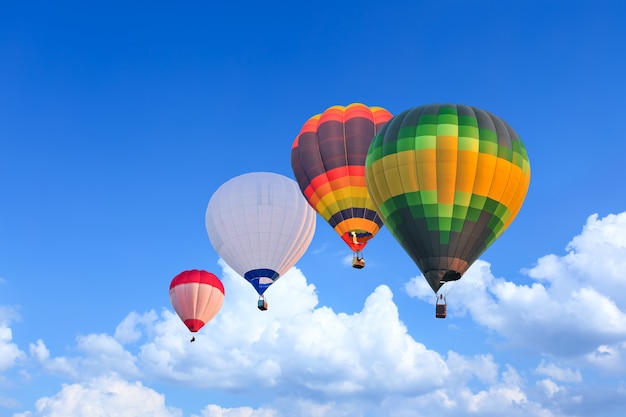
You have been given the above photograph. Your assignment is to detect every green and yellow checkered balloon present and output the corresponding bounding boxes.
[365,104,530,293]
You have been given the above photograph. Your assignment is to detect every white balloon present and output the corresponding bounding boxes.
[206,172,316,298]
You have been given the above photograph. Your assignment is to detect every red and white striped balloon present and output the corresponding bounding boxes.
[169,270,225,333]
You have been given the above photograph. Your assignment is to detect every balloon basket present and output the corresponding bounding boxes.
[258,297,268,311]
[352,257,365,269]
[435,303,447,319]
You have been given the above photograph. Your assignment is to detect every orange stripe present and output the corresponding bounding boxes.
[345,103,374,121]
[305,174,368,207]
[326,166,350,182]
[319,106,346,124]
[297,115,320,135]
[335,218,380,237]
[371,107,394,125]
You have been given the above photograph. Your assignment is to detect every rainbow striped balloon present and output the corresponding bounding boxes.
[291,103,393,261]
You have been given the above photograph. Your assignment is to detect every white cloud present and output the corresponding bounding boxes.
[136,263,448,397]
[12,373,182,417]
[193,404,276,417]
[534,361,582,383]
[29,333,140,379]
[527,213,626,304]
[115,311,159,344]
[0,324,25,372]
[405,212,626,362]
[13,262,567,417]
[0,308,25,374]
[13,212,626,417]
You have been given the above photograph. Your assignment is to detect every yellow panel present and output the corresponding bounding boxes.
[499,164,522,207]
[486,158,513,202]
[436,136,458,204]
[416,148,437,191]
[382,154,405,197]
[472,153,497,196]
[455,150,479,193]
[396,150,420,193]
[369,167,392,203]
[507,172,531,223]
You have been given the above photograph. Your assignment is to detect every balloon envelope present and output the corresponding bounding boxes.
[365,104,531,293]
[169,269,225,333]
[205,172,316,296]
[291,103,393,254]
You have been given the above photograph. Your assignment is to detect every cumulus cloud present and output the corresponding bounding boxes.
[29,333,140,379]
[192,404,275,417]
[535,361,582,383]
[12,213,626,417]
[406,212,626,363]
[0,308,25,373]
[12,373,182,417]
[13,261,566,417]
[135,261,448,399]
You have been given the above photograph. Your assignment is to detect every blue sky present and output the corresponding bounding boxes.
[1,1,626,416]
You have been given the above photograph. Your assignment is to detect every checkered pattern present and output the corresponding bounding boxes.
[365,104,530,292]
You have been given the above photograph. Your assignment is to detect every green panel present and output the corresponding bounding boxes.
[396,136,417,152]
[406,191,423,207]
[478,128,498,142]
[511,151,524,169]
[452,204,469,219]
[367,141,383,162]
[391,194,409,210]
[437,114,458,126]
[438,216,452,232]
[451,216,465,233]
[398,125,419,140]
[436,123,458,136]
[438,204,453,218]
[493,202,509,219]
[479,140,498,156]
[382,140,399,155]
[438,106,458,115]
[458,124,479,139]
[379,199,396,219]
[439,229,451,244]
[454,191,472,206]
[426,216,439,231]
[497,145,513,161]
[417,113,439,125]
[420,190,438,205]
[469,194,487,209]
[423,203,438,219]
[409,203,426,219]
[466,206,482,222]
[458,115,479,128]
[415,123,437,136]
[415,135,436,150]
[482,198,500,216]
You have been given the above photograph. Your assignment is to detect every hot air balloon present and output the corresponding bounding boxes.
[291,103,393,269]
[365,104,530,317]
[169,269,225,341]
[205,172,316,310]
